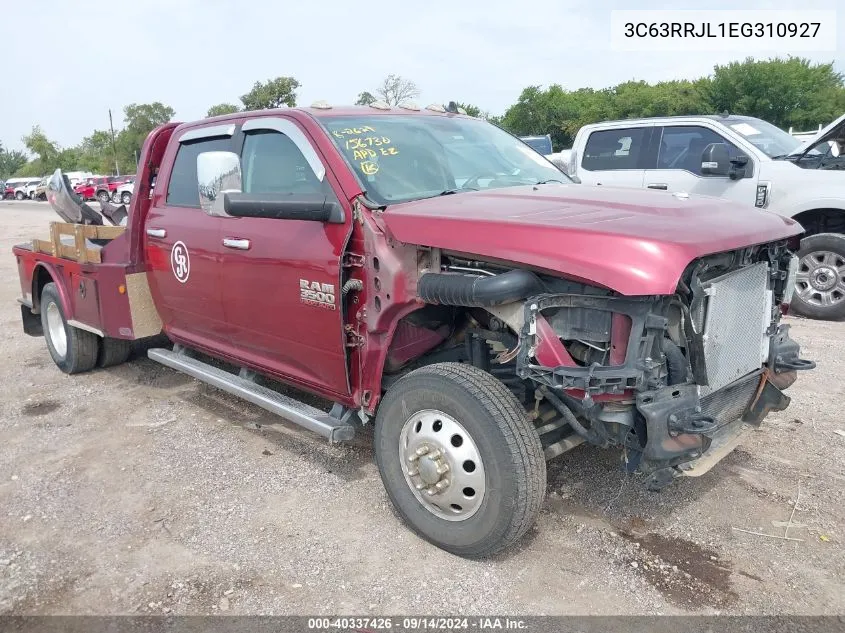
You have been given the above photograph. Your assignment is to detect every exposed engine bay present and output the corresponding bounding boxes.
[382,242,815,490]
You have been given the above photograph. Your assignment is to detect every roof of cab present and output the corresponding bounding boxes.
[581,113,765,129]
[170,104,472,141]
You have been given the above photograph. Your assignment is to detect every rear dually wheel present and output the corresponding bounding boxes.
[40,283,99,374]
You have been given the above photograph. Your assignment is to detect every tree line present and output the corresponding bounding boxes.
[1,56,842,180]
[501,56,845,150]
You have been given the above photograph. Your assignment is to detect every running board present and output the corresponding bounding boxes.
[147,348,355,444]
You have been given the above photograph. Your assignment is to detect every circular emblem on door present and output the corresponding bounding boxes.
[171,241,190,283]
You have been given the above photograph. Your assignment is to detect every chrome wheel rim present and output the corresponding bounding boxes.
[796,250,845,308]
[399,409,486,521]
[46,302,67,359]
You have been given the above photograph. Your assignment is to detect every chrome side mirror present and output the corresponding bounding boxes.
[197,151,242,216]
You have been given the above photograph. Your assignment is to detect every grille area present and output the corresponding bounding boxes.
[700,262,771,394]
[700,372,760,427]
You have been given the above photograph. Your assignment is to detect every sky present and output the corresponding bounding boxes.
[1,0,842,153]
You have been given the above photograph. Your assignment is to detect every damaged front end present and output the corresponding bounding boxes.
[514,240,815,489]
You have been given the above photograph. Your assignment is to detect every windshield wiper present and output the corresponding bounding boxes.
[437,187,478,196]
[535,179,565,185]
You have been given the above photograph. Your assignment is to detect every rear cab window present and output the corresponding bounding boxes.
[582,128,652,171]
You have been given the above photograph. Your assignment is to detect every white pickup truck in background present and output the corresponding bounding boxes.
[563,113,845,320]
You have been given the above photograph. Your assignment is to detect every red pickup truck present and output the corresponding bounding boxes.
[74,175,134,203]
[12,104,814,557]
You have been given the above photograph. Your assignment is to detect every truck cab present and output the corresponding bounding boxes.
[566,114,845,320]
[12,104,814,559]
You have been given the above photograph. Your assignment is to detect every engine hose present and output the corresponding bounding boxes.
[341,279,363,295]
[417,269,543,307]
[540,387,604,446]
[662,338,689,386]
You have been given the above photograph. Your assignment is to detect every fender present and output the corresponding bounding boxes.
[776,198,845,219]
[31,261,73,319]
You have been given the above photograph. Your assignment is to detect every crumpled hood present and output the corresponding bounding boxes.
[382,184,802,295]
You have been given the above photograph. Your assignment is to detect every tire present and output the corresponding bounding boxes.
[15,191,24,200]
[40,282,99,374]
[97,190,110,204]
[374,362,546,558]
[121,192,132,205]
[97,337,132,368]
[791,233,845,320]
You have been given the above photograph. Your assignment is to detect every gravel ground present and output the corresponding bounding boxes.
[0,200,843,615]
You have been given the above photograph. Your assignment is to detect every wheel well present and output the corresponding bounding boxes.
[792,209,845,237]
[32,266,54,314]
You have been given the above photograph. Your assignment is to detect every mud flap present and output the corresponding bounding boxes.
[21,304,43,337]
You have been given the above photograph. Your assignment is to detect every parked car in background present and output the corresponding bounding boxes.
[63,171,94,188]
[73,177,100,200]
[564,113,845,320]
[80,175,135,203]
[789,124,824,143]
[8,178,41,200]
[33,176,51,201]
[520,134,553,155]
[24,179,42,199]
[111,178,135,205]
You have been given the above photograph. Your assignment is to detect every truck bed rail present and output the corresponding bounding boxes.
[32,222,125,264]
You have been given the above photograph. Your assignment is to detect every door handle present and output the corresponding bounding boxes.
[222,238,251,250]
[146,228,167,238]
[647,183,668,190]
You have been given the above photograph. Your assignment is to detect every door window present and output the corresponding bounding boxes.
[166,136,233,207]
[241,131,329,195]
[656,126,741,176]
[582,128,651,171]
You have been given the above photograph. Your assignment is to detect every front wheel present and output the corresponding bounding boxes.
[15,191,24,200]
[97,190,110,204]
[791,233,845,320]
[374,363,546,558]
[40,283,100,374]
[121,192,132,205]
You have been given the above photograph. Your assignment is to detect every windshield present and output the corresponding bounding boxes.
[726,118,802,158]
[322,115,569,205]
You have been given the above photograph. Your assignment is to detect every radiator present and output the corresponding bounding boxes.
[699,262,772,395]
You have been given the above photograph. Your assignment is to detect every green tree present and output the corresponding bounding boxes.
[376,74,420,105]
[710,57,845,129]
[77,130,116,174]
[22,125,60,167]
[116,102,175,173]
[0,143,28,179]
[206,103,241,118]
[240,77,300,110]
[355,91,376,106]
[500,79,713,150]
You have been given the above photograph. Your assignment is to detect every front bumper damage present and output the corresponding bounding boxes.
[515,250,815,489]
